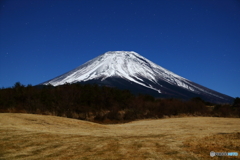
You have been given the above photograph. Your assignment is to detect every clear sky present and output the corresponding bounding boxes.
[0,0,240,98]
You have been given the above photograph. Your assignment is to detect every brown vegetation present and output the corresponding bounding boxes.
[0,113,239,160]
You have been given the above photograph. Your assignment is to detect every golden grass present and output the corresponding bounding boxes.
[0,113,239,160]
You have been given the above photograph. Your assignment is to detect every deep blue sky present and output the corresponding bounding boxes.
[1,0,240,97]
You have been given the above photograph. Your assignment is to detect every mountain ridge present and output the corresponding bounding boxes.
[41,51,233,103]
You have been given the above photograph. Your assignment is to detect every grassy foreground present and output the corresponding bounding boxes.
[0,113,239,160]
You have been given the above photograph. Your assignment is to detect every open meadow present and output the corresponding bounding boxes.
[0,113,239,160]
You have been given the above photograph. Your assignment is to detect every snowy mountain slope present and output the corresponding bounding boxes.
[41,51,233,103]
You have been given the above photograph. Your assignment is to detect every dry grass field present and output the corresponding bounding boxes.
[0,113,239,160]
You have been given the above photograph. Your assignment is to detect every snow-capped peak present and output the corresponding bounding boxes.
[43,51,190,91]
[42,51,229,101]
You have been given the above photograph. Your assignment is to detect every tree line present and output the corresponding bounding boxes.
[0,82,239,123]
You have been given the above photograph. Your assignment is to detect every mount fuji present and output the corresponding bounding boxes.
[40,51,233,103]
